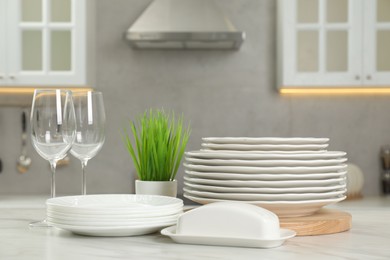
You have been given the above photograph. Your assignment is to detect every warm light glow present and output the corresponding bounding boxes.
[0,87,93,95]
[280,88,390,95]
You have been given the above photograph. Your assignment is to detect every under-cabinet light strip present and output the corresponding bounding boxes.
[0,87,92,94]
[280,88,390,95]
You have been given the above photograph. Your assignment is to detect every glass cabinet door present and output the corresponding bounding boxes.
[281,0,362,87]
[364,0,390,85]
[6,0,86,86]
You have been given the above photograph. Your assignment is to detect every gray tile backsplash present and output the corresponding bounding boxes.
[0,0,389,196]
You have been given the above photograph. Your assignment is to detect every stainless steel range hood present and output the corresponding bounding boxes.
[126,0,245,49]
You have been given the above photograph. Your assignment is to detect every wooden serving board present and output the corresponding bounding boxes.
[279,209,352,236]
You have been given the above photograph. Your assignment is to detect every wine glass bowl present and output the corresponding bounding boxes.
[70,91,106,195]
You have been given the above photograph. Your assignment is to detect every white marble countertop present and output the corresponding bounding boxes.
[1,195,390,260]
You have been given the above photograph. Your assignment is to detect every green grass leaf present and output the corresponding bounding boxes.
[122,109,190,181]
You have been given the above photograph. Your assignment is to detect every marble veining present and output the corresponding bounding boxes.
[1,196,390,259]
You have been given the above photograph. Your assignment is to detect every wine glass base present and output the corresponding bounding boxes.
[29,219,52,228]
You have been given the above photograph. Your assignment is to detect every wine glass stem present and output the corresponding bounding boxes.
[49,161,57,198]
[81,160,88,195]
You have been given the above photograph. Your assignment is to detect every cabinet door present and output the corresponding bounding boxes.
[364,0,390,85]
[0,0,6,84]
[6,0,86,86]
[279,0,363,87]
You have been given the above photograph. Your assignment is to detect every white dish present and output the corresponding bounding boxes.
[184,180,346,193]
[185,170,347,180]
[47,203,183,216]
[161,226,296,248]
[201,143,328,151]
[183,187,346,201]
[46,194,183,215]
[186,157,347,167]
[48,221,171,237]
[47,216,178,228]
[202,137,329,145]
[183,194,346,217]
[184,163,347,174]
[186,150,346,160]
[47,213,181,226]
[184,176,346,188]
[46,208,182,220]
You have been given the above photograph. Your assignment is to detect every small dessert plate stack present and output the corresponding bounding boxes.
[183,137,347,217]
[46,194,183,236]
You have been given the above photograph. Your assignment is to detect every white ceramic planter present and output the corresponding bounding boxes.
[135,180,177,197]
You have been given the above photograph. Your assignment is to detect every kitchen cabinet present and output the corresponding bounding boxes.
[278,0,390,89]
[0,0,87,86]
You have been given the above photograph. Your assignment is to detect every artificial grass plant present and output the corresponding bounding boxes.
[123,109,190,181]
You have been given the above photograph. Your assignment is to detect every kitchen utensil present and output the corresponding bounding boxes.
[381,145,390,170]
[46,194,183,237]
[183,187,346,201]
[162,202,296,248]
[186,150,346,160]
[186,157,347,167]
[184,178,346,193]
[184,193,346,217]
[183,163,347,174]
[382,170,390,195]
[185,170,347,180]
[184,175,346,187]
[346,163,364,199]
[202,137,329,144]
[16,110,31,173]
[70,91,105,195]
[30,89,76,227]
[201,143,328,151]
[380,146,390,195]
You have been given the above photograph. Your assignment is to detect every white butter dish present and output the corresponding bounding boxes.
[161,202,296,248]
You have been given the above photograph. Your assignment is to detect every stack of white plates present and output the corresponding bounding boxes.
[183,137,347,217]
[47,194,183,236]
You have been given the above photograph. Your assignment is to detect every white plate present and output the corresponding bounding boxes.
[183,187,346,201]
[47,216,178,227]
[46,208,182,220]
[47,203,183,217]
[185,170,347,180]
[186,150,346,160]
[184,163,347,174]
[46,194,183,215]
[161,226,296,248]
[184,180,346,193]
[47,212,181,226]
[48,221,172,237]
[202,137,329,145]
[186,157,347,167]
[183,194,346,217]
[184,176,346,188]
[202,143,328,151]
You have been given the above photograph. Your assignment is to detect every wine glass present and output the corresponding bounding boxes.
[70,91,105,195]
[30,89,76,227]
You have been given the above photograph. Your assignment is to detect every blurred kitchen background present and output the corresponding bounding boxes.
[1,0,389,196]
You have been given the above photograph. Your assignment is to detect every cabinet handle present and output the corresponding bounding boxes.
[355,75,360,80]
[367,75,372,80]
[9,75,15,80]
[0,74,3,79]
